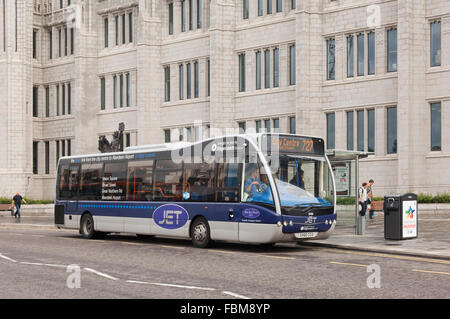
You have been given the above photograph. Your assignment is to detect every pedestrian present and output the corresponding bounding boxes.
[359,182,368,217]
[12,192,27,219]
[367,179,376,219]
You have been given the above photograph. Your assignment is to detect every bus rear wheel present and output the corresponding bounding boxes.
[80,214,105,239]
[190,217,212,248]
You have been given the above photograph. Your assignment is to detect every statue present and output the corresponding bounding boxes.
[98,123,125,153]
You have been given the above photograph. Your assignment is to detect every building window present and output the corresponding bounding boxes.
[49,30,52,59]
[100,77,106,110]
[62,84,66,115]
[276,0,282,13]
[64,27,68,56]
[188,0,193,30]
[258,0,263,16]
[67,83,71,114]
[238,122,246,134]
[289,117,296,134]
[113,75,117,108]
[70,27,74,55]
[126,73,130,107]
[207,59,210,97]
[256,51,262,90]
[289,45,296,85]
[33,30,37,59]
[431,103,441,151]
[119,74,124,107]
[347,35,354,78]
[326,113,335,150]
[347,111,354,151]
[186,63,191,99]
[67,139,71,156]
[164,129,171,143]
[239,53,246,92]
[62,140,65,157]
[164,66,170,102]
[387,28,397,72]
[368,32,375,75]
[357,110,364,151]
[125,133,130,148]
[256,120,262,133]
[264,49,270,88]
[327,39,335,80]
[104,18,108,48]
[357,34,364,76]
[115,15,119,45]
[181,0,186,32]
[430,21,441,67]
[129,12,133,43]
[179,64,184,99]
[56,140,60,166]
[168,3,174,35]
[264,119,271,132]
[33,86,39,117]
[387,107,397,154]
[45,86,50,117]
[291,0,296,10]
[194,61,199,98]
[267,0,272,14]
[243,0,249,19]
[45,141,50,175]
[58,28,62,57]
[273,47,279,88]
[179,128,184,141]
[273,118,279,133]
[122,14,126,44]
[368,109,375,153]
[197,0,202,28]
[33,142,38,175]
[56,84,60,115]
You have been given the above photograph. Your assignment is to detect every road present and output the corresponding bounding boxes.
[0,224,449,299]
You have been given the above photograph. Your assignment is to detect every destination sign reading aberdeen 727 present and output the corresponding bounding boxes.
[262,134,325,156]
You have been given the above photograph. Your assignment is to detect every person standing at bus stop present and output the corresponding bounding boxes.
[12,192,27,219]
[359,183,368,216]
[367,179,376,219]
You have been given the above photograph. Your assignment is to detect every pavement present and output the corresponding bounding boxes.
[305,211,450,260]
[1,209,450,260]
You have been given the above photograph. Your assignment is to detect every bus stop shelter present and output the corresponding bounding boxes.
[326,150,371,235]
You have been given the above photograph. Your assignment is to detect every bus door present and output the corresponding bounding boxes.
[213,163,241,241]
[65,164,80,213]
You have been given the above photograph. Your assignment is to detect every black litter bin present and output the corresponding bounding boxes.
[384,193,418,240]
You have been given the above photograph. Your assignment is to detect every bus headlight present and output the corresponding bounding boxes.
[325,220,329,225]
[289,220,293,226]
[283,221,288,227]
[277,221,282,227]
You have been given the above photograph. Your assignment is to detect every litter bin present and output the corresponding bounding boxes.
[384,193,418,240]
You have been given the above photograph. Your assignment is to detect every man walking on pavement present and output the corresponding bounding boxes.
[12,192,27,219]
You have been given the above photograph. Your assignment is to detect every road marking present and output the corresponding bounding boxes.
[261,255,296,260]
[127,280,215,291]
[321,248,450,265]
[20,262,44,266]
[208,250,236,255]
[330,261,368,268]
[44,264,68,268]
[84,268,119,281]
[158,245,185,250]
[116,241,143,246]
[0,253,17,263]
[222,291,251,299]
[412,269,450,276]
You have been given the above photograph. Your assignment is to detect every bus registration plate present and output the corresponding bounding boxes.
[295,232,318,239]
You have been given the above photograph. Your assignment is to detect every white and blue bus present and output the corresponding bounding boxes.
[55,133,336,247]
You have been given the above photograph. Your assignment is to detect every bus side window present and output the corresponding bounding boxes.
[183,162,215,202]
[80,163,103,201]
[127,160,154,201]
[103,162,127,201]
[216,163,240,202]
[68,165,80,200]
[58,165,70,200]
[153,159,183,201]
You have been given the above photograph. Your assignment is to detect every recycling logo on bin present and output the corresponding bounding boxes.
[402,201,417,238]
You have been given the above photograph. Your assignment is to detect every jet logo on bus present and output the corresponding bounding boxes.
[153,204,189,229]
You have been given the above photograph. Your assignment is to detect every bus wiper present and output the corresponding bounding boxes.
[285,204,324,213]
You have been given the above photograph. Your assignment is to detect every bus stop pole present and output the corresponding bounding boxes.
[355,155,365,235]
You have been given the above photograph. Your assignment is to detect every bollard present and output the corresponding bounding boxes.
[357,213,366,235]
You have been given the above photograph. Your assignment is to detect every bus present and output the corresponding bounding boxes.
[55,133,336,247]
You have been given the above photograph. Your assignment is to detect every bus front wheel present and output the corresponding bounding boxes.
[190,217,212,248]
[80,214,105,239]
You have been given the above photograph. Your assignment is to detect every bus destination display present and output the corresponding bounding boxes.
[262,134,324,156]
